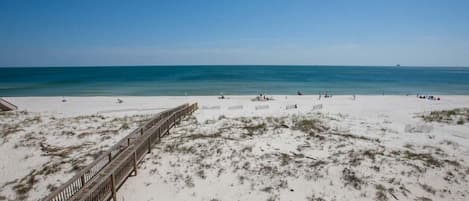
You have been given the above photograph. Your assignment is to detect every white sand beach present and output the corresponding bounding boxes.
[1,95,469,201]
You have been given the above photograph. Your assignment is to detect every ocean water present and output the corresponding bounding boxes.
[1,66,469,96]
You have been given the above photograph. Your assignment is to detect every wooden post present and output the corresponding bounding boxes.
[148,140,151,153]
[80,174,85,187]
[133,152,138,176]
[111,174,117,201]
[158,127,161,142]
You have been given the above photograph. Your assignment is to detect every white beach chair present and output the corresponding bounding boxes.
[202,105,221,110]
[312,104,323,110]
[255,105,269,110]
[228,105,243,110]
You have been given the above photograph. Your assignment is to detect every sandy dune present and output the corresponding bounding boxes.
[1,95,469,201]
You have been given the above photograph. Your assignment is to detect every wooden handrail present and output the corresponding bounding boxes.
[0,98,17,111]
[72,103,198,201]
[42,103,197,201]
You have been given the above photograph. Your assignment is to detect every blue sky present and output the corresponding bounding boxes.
[1,0,469,67]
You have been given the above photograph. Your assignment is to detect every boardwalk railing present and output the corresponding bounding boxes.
[43,103,198,201]
[0,98,17,111]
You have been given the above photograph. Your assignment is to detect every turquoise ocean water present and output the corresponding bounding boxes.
[1,66,469,96]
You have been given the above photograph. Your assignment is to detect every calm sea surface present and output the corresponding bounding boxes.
[1,66,469,96]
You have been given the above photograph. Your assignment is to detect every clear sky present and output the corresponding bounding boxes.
[1,0,469,67]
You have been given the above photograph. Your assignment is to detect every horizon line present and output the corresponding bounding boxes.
[2,64,469,68]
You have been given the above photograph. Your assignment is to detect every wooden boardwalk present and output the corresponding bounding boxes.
[43,103,198,201]
[0,98,17,111]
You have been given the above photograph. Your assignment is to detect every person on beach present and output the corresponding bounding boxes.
[297,91,303,95]
[255,93,264,101]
